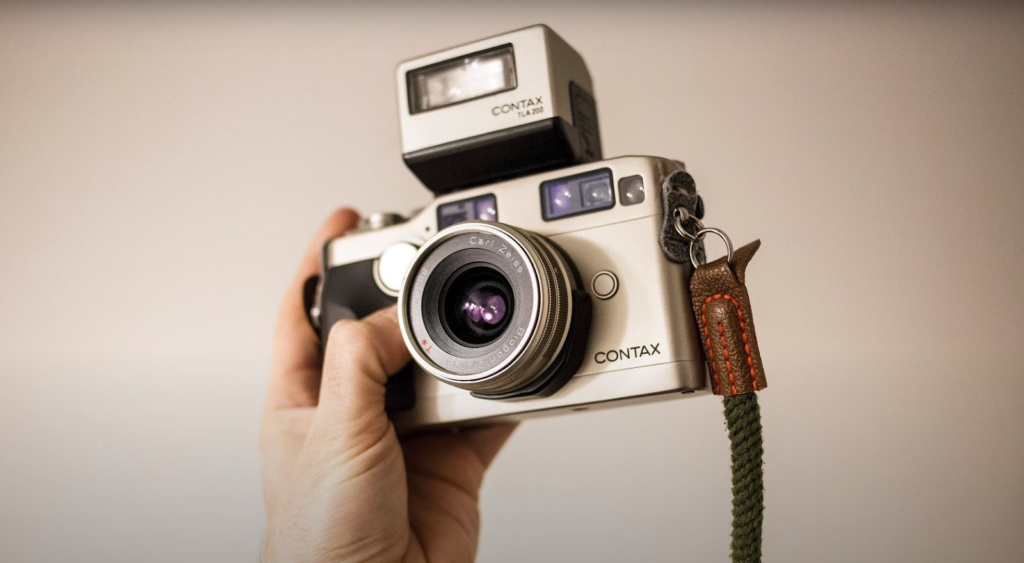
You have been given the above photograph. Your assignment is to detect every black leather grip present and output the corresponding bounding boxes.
[320,258,416,412]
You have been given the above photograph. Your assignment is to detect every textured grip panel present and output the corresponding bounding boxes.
[320,258,415,412]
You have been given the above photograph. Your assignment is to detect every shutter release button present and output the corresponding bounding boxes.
[591,271,618,300]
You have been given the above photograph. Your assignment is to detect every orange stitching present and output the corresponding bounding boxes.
[700,307,721,394]
[700,294,758,393]
[718,323,738,395]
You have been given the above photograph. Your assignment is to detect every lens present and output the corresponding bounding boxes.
[580,178,613,208]
[399,222,579,396]
[547,183,573,215]
[463,291,508,325]
[441,266,514,346]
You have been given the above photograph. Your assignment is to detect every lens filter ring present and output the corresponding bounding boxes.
[398,222,575,396]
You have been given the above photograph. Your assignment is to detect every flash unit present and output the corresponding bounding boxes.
[397,25,602,194]
[408,46,517,114]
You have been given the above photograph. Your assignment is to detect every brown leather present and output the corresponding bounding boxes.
[690,240,767,395]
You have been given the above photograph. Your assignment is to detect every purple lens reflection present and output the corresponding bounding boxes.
[475,196,497,222]
[548,183,573,214]
[462,290,508,326]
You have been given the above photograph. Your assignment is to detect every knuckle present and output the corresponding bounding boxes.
[326,319,376,354]
[323,311,406,378]
[367,307,400,333]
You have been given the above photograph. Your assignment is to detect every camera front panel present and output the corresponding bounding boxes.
[390,213,706,430]
[321,156,707,430]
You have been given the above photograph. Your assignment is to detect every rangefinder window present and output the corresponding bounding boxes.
[437,193,498,229]
[541,168,615,221]
[407,45,517,115]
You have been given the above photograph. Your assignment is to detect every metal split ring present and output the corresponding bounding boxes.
[689,227,733,269]
[673,207,704,242]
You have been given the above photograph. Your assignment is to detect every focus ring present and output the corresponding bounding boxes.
[469,228,572,394]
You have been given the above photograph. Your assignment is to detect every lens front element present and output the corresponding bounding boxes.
[441,266,514,346]
[399,222,577,396]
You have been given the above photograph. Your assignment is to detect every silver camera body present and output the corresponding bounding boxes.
[314,25,708,432]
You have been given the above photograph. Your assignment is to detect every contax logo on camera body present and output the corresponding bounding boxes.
[491,96,544,118]
[594,343,662,364]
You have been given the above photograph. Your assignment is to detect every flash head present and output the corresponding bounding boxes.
[407,45,517,114]
[398,25,603,195]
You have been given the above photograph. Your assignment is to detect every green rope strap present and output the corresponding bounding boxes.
[723,392,764,563]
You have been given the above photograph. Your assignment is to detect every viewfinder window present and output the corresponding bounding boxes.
[541,168,615,221]
[408,45,517,114]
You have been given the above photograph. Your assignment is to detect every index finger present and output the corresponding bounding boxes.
[267,208,360,411]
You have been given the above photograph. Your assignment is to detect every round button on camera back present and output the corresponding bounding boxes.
[591,271,618,300]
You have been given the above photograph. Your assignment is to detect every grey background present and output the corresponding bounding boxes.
[2,3,1023,562]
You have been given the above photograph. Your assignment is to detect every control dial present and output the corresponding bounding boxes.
[366,212,405,230]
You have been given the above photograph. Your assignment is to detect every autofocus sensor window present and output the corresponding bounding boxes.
[541,168,614,220]
[440,265,515,346]
[618,175,645,206]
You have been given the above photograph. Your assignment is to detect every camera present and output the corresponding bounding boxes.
[312,25,708,432]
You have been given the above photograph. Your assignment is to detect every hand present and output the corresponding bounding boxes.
[261,209,516,563]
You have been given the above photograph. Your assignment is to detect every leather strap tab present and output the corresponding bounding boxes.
[659,170,704,265]
[690,240,767,395]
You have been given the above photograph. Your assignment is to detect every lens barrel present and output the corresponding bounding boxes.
[399,222,577,396]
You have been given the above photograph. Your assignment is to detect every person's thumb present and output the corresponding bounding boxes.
[313,306,411,449]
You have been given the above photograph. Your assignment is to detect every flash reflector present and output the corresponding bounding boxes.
[408,45,517,114]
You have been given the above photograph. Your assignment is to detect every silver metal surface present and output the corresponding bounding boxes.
[367,212,405,230]
[689,227,734,268]
[673,206,705,242]
[391,360,708,432]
